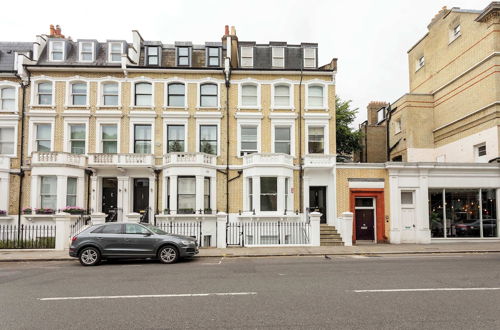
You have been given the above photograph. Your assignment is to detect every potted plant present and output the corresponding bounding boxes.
[163,208,170,215]
[0,210,6,216]
[23,208,33,215]
[61,206,85,215]
[178,208,195,214]
[204,208,212,215]
[35,208,55,215]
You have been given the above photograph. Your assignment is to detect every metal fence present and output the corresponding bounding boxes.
[0,224,56,249]
[157,221,202,247]
[70,215,91,237]
[227,221,311,246]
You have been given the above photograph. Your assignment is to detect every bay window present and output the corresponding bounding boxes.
[66,177,77,207]
[134,124,152,153]
[35,124,51,152]
[40,176,57,209]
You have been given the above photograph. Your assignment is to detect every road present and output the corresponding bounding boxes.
[1,253,500,329]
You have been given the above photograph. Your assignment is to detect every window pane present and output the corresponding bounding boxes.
[52,52,63,61]
[134,141,151,153]
[200,126,217,140]
[275,142,290,154]
[209,57,219,66]
[102,125,117,139]
[178,57,189,66]
[355,198,373,207]
[0,127,14,154]
[67,177,77,195]
[82,43,92,52]
[168,95,185,107]
[168,125,184,140]
[168,83,184,95]
[37,124,51,139]
[275,127,290,140]
[103,83,118,94]
[111,53,121,62]
[148,56,158,65]
[71,141,85,154]
[135,83,151,94]
[111,43,121,52]
[201,84,217,95]
[148,47,158,55]
[2,87,15,98]
[260,195,277,211]
[39,94,52,105]
[72,83,86,94]
[178,47,189,56]
[201,95,217,107]
[482,189,497,237]
[125,224,150,234]
[81,53,92,61]
[275,85,289,96]
[72,95,86,105]
[208,48,219,56]
[401,192,413,205]
[103,141,117,153]
[38,83,52,93]
[134,125,151,140]
[308,126,324,153]
[261,177,277,194]
[37,141,51,152]
[135,94,151,106]
[52,42,62,51]
[102,224,122,234]
[41,176,57,209]
[445,189,480,238]
[70,125,85,139]
[241,127,257,140]
[104,95,118,106]
[178,177,195,194]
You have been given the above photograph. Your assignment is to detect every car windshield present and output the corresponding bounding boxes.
[143,224,168,235]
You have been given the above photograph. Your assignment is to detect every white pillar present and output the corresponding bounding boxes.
[303,176,311,214]
[170,175,177,214]
[117,176,129,219]
[90,212,106,225]
[201,217,217,247]
[77,176,85,208]
[216,212,227,248]
[341,211,353,246]
[54,212,72,250]
[31,175,39,209]
[195,175,204,213]
[309,211,321,246]
[252,176,260,213]
[210,175,217,212]
[277,176,285,213]
[56,175,67,211]
[417,170,431,244]
[389,172,401,244]
[0,174,9,213]
[496,188,500,238]
[90,175,98,213]
[149,174,155,222]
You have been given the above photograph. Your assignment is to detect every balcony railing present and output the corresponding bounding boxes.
[303,154,336,168]
[31,152,87,167]
[88,153,155,167]
[243,153,293,166]
[0,156,10,170]
[163,152,217,166]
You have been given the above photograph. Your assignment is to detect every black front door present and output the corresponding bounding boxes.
[355,209,375,240]
[102,178,118,222]
[133,178,149,222]
[309,186,327,223]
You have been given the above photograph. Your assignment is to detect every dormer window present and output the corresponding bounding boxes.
[177,47,190,66]
[453,25,461,37]
[207,47,220,67]
[272,47,285,68]
[146,46,160,66]
[50,41,64,61]
[109,42,122,63]
[241,47,253,68]
[416,55,425,71]
[303,48,316,68]
[79,42,94,62]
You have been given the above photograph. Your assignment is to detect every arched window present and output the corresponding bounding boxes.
[0,87,15,111]
[167,83,185,107]
[200,83,217,107]
[71,82,87,105]
[102,82,119,106]
[135,82,152,106]
[241,84,258,107]
[37,82,53,105]
[274,84,290,107]
[308,85,324,107]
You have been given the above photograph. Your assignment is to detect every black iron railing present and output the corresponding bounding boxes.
[70,215,91,237]
[0,224,56,249]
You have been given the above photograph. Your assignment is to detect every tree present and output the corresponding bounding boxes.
[336,96,363,158]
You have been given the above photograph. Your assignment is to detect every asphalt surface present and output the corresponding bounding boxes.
[1,254,500,330]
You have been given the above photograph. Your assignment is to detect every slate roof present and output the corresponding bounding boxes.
[0,42,32,72]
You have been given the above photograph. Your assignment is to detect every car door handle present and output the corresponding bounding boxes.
[96,237,104,240]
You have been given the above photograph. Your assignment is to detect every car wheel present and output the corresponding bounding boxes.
[158,245,179,264]
[79,247,101,266]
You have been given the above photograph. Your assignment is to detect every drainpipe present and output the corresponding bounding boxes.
[385,105,392,161]
[15,73,29,229]
[154,169,161,225]
[298,68,304,214]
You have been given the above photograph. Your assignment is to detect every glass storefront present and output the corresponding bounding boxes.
[428,188,497,238]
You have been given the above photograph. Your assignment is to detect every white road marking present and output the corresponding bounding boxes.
[218,257,224,264]
[38,292,257,301]
[353,287,500,293]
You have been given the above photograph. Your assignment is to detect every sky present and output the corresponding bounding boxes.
[0,0,492,127]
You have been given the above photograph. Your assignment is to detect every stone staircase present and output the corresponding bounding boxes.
[320,224,344,246]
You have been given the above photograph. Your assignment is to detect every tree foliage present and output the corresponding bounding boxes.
[336,96,363,157]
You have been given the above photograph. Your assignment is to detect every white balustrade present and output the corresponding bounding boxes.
[163,152,217,166]
[243,153,293,166]
[303,154,336,168]
[31,152,87,167]
[88,153,155,167]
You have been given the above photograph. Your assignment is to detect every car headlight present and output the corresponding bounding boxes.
[181,240,194,246]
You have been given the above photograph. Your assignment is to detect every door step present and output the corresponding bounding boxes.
[320,224,344,246]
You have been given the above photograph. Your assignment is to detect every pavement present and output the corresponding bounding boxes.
[1,241,500,262]
[2,254,500,329]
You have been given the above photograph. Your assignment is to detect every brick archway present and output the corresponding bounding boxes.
[349,188,386,243]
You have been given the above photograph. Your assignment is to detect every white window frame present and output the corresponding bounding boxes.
[49,41,65,62]
[394,118,401,134]
[78,41,94,62]
[39,175,57,209]
[98,80,121,108]
[176,47,191,67]
[32,80,55,107]
[0,81,18,112]
[196,119,220,156]
[164,81,188,109]
[377,108,385,123]
[240,46,254,68]
[63,118,89,155]
[66,177,78,207]
[416,55,425,71]
[146,46,161,66]
[108,42,123,63]
[303,47,316,68]
[272,47,285,68]
[28,119,55,155]
[271,82,294,110]
[237,119,261,157]
[129,118,155,154]
[0,123,17,157]
[271,119,295,157]
[305,120,329,155]
[238,81,261,110]
[449,24,461,43]
[197,81,220,109]
[305,82,327,110]
[206,47,220,67]
[96,118,121,153]
[243,174,294,215]
[131,80,155,108]
[163,118,188,154]
[66,81,89,107]
[474,142,487,162]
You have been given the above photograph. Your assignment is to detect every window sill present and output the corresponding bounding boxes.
[130,106,155,110]
[64,105,90,110]
[305,107,328,111]
[96,105,122,110]
[29,104,55,109]
[196,107,221,111]
[237,106,262,111]
[415,65,424,73]
[163,106,188,110]
[448,33,461,45]
[271,107,295,111]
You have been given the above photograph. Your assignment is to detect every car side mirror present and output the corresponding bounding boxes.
[143,232,152,237]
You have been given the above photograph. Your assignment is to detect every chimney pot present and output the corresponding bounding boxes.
[230,26,236,36]
[224,25,229,35]
[49,24,55,36]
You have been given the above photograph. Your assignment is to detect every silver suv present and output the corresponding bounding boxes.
[69,223,199,266]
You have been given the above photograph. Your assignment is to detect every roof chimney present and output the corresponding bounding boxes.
[230,26,236,36]
[49,24,55,36]
[49,24,65,38]
[224,25,229,36]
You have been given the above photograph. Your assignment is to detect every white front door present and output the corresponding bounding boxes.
[400,190,416,243]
